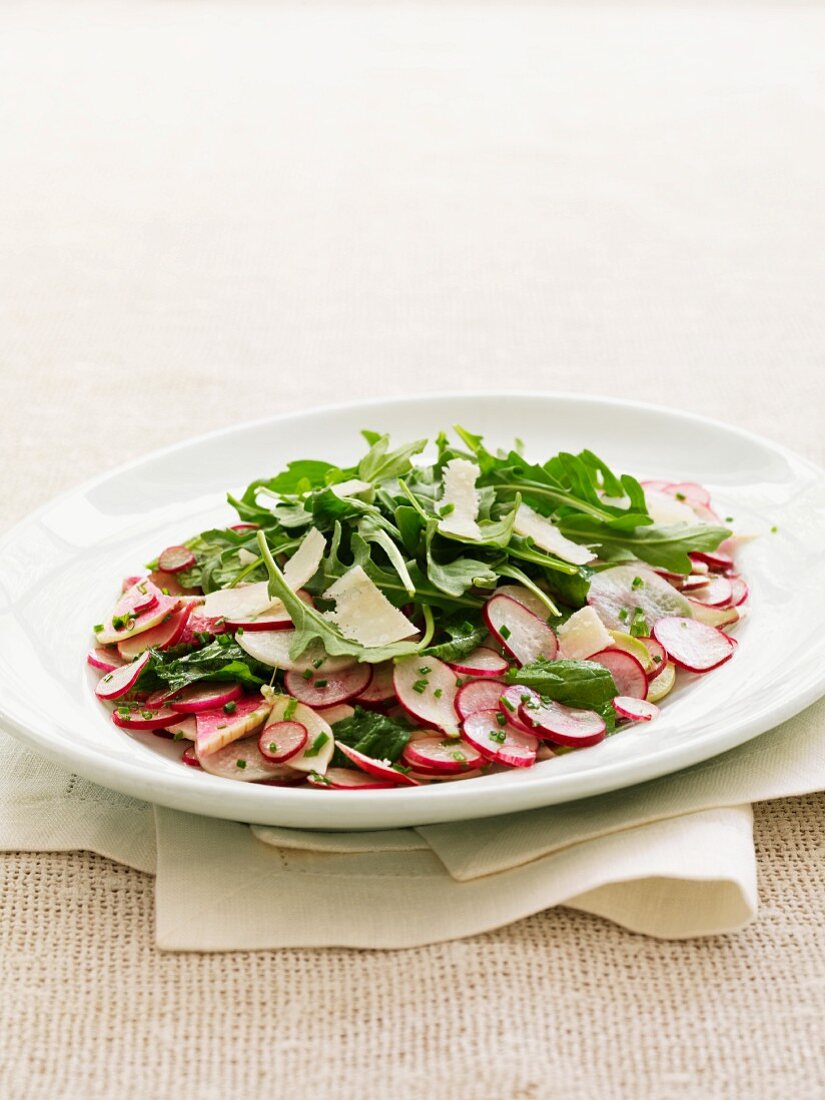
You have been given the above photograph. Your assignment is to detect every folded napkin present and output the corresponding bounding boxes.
[1,700,823,950]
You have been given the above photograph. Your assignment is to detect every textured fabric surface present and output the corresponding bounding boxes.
[1,0,825,1095]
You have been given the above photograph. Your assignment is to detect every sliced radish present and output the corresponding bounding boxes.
[518,698,606,747]
[265,695,335,774]
[224,589,315,631]
[197,736,300,782]
[446,646,509,678]
[258,720,308,763]
[230,523,259,532]
[498,684,539,734]
[688,575,733,608]
[647,661,676,703]
[113,579,160,618]
[87,647,125,673]
[492,584,552,620]
[121,575,144,593]
[637,636,667,680]
[170,682,244,714]
[393,655,460,736]
[195,696,274,756]
[355,661,396,706]
[455,678,506,720]
[96,591,181,646]
[307,768,397,790]
[653,616,735,673]
[484,594,558,666]
[158,545,197,573]
[95,651,151,700]
[181,745,201,767]
[402,735,485,774]
[690,550,735,572]
[336,743,420,786]
[147,569,196,597]
[166,716,197,741]
[667,481,711,507]
[237,629,356,674]
[686,600,740,629]
[612,696,660,722]
[587,564,692,632]
[461,710,538,768]
[321,703,356,726]
[283,663,372,709]
[729,576,749,606]
[587,648,648,700]
[179,611,225,647]
[116,602,195,659]
[680,574,713,592]
[112,705,179,731]
[640,479,674,493]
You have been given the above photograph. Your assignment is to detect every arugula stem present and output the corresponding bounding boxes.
[494,481,612,521]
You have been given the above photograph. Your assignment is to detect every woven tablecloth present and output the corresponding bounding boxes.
[1,2,824,1096]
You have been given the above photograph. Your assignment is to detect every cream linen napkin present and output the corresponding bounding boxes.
[1,701,824,949]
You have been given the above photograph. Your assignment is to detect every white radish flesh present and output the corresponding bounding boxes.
[446,646,509,678]
[283,663,372,709]
[336,743,420,786]
[612,696,660,722]
[195,697,274,756]
[689,575,733,608]
[686,601,740,629]
[88,647,125,673]
[355,661,396,706]
[265,695,335,774]
[393,655,460,736]
[647,661,676,702]
[587,648,648,700]
[586,565,692,632]
[652,617,735,673]
[320,703,356,726]
[258,720,308,763]
[117,603,194,659]
[95,651,151,700]
[158,545,196,573]
[493,584,552,619]
[637,636,668,680]
[518,698,606,747]
[402,735,485,774]
[197,736,300,782]
[307,768,397,790]
[690,550,735,572]
[484,594,558,666]
[96,592,181,646]
[170,682,244,714]
[461,710,538,768]
[498,684,540,734]
[455,678,507,720]
[729,577,749,606]
[166,716,197,741]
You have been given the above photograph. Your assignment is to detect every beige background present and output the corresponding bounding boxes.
[1,2,824,1097]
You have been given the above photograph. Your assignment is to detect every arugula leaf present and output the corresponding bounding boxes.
[358,434,427,484]
[558,516,730,575]
[329,706,413,766]
[425,521,498,598]
[423,617,487,661]
[144,638,267,693]
[265,460,346,494]
[176,527,297,593]
[506,657,618,709]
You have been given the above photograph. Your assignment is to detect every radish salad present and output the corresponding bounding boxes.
[88,429,747,789]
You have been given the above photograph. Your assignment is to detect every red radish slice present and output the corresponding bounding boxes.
[283,663,372,709]
[224,589,315,631]
[484,594,558,666]
[447,646,509,678]
[689,575,733,608]
[729,577,749,606]
[518,698,606,747]
[145,686,181,707]
[667,481,711,507]
[181,745,201,767]
[179,612,225,647]
[195,697,274,756]
[117,602,195,659]
[355,661,396,706]
[264,695,335,774]
[230,523,259,533]
[455,678,506,720]
[114,579,160,618]
[587,565,692,632]
[402,735,485,774]
[121,575,144,593]
[170,682,244,714]
[393,656,460,735]
[158,545,196,573]
[613,696,660,722]
[166,716,197,740]
[97,591,181,646]
[258,720,308,763]
[640,479,674,493]
[637,637,668,681]
[680,574,713,592]
[690,550,734,572]
[321,703,355,726]
[587,649,648,700]
[307,768,397,790]
[461,710,538,768]
[336,743,420,786]
[95,651,151,700]
[498,684,540,734]
[88,647,125,673]
[147,569,196,597]
[653,616,735,673]
[492,584,552,620]
[112,705,179,731]
[237,629,356,674]
[686,600,740,629]
[197,736,300,782]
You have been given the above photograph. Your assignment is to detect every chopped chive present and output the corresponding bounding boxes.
[236,759,247,769]
[631,576,644,590]
[496,712,506,727]
[499,624,511,640]
[433,688,443,699]
[268,742,278,753]
[418,666,431,675]
[302,669,313,681]
[284,697,298,720]
[501,696,515,712]
[223,701,237,714]
[304,732,330,758]
[675,492,686,501]
[489,729,506,744]
[771,525,778,533]
[412,679,428,694]
[315,679,328,689]
[93,624,104,633]
[313,658,324,669]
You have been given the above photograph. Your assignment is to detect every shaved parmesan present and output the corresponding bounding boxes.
[643,489,698,526]
[203,527,326,619]
[438,459,482,540]
[324,566,419,647]
[329,479,372,498]
[513,503,596,565]
[557,606,613,660]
